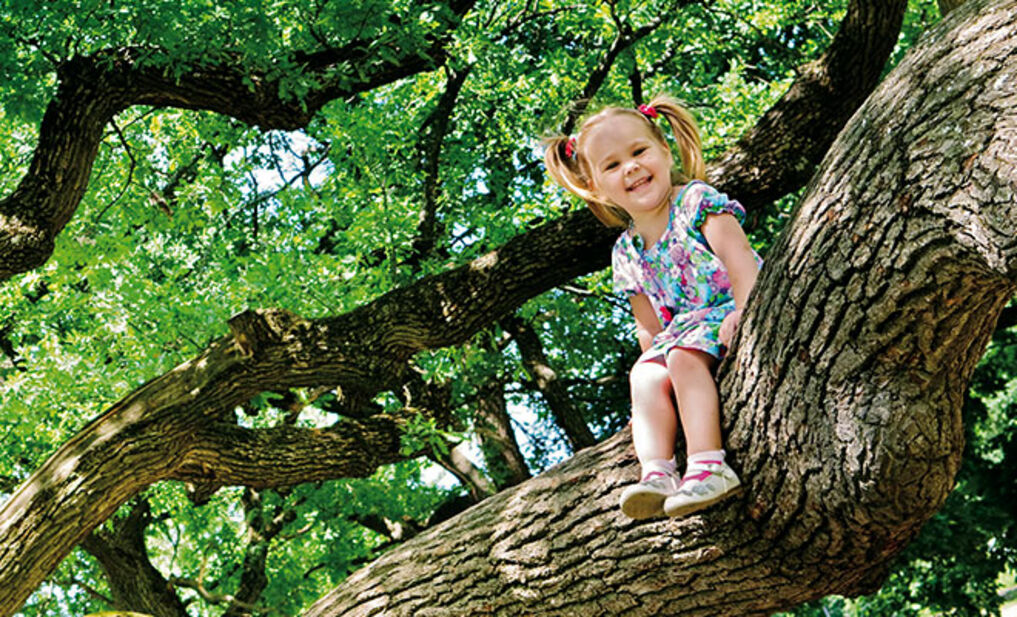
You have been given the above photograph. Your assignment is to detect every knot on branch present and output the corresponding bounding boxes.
[0,214,55,282]
[228,308,309,358]
[181,460,223,505]
[185,480,223,506]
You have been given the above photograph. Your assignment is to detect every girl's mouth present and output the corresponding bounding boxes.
[628,176,651,191]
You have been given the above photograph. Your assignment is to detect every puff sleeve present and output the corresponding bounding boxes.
[680,181,748,250]
[611,233,643,297]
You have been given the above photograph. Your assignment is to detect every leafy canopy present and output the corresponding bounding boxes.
[2,0,1015,615]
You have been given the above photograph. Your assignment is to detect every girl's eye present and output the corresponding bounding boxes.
[605,162,618,170]
[634,147,647,156]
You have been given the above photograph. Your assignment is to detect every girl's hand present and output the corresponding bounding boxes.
[719,309,743,348]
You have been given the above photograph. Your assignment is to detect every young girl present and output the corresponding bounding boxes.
[545,95,761,519]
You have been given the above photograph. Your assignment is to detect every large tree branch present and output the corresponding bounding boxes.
[0,205,613,615]
[305,2,1017,614]
[708,0,908,212]
[175,417,409,492]
[0,1,477,282]
[0,0,914,611]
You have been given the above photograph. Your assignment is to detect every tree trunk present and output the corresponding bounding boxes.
[304,1,1017,614]
[0,1,919,614]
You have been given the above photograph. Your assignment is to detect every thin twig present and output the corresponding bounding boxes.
[61,576,115,607]
[0,22,63,67]
[94,119,138,225]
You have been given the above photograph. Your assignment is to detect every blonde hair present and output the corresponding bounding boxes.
[544,95,705,228]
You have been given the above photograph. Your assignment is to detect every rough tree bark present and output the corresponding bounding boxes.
[304,1,1017,614]
[0,0,914,614]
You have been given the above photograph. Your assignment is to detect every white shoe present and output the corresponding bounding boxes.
[663,459,741,518]
[619,470,682,520]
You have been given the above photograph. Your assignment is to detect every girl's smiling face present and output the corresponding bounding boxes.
[583,113,675,225]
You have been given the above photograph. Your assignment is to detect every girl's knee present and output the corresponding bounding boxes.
[665,347,714,376]
[629,360,670,398]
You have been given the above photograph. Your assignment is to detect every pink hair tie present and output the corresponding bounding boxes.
[638,104,659,119]
[564,136,577,158]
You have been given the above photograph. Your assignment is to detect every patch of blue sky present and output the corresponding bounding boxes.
[222,129,332,211]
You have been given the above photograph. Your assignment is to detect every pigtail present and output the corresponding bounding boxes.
[543,135,591,201]
[646,95,705,183]
[543,135,629,228]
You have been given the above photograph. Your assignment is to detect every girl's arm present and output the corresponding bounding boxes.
[703,213,758,307]
[630,293,662,353]
[702,213,759,345]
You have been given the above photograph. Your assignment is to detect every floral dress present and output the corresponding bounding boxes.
[612,181,762,361]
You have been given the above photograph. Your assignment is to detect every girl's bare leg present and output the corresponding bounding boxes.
[629,357,678,466]
[662,347,742,518]
[664,348,722,455]
[620,356,683,519]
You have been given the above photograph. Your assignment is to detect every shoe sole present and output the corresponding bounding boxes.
[663,485,743,518]
[619,488,669,520]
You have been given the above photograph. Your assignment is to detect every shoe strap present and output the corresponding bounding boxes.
[641,471,668,482]
[681,461,726,484]
[681,469,714,484]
